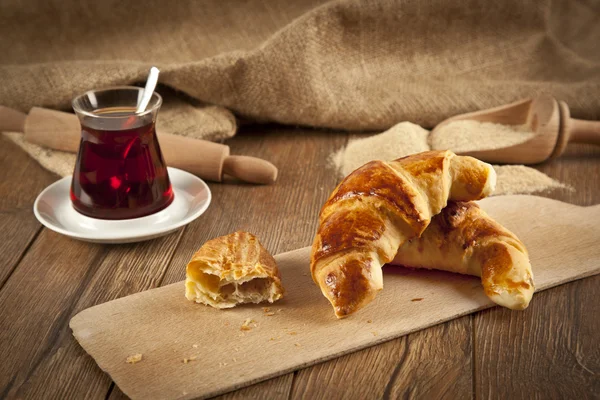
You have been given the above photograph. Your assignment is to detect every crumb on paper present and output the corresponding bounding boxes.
[126,354,143,364]
[288,331,297,336]
[224,321,230,326]
[219,362,228,367]
[294,343,301,347]
[371,331,378,336]
[232,357,238,362]
[192,344,198,348]
[265,312,276,316]
[411,298,424,302]
[241,318,256,331]
[367,320,373,323]
[262,307,271,313]
[302,273,308,276]
[234,347,240,352]
[277,309,283,313]
[269,336,281,341]
[183,356,197,364]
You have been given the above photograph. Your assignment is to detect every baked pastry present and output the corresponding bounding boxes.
[185,231,284,308]
[392,201,534,309]
[311,150,496,318]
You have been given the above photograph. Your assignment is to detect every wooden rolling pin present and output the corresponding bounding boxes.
[0,106,277,184]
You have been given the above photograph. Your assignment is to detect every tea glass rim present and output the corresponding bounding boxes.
[71,85,163,119]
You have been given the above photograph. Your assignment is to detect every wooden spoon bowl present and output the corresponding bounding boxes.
[431,95,600,164]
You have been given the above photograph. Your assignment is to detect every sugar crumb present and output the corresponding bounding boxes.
[294,343,301,347]
[192,344,199,348]
[126,353,143,364]
[371,331,378,336]
[367,320,373,323]
[182,356,197,364]
[241,318,256,331]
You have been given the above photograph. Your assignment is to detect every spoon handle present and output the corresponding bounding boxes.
[136,67,160,113]
[569,118,600,145]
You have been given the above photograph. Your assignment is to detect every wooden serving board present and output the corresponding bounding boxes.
[70,195,600,400]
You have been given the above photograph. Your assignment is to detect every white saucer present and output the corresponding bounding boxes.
[33,167,211,244]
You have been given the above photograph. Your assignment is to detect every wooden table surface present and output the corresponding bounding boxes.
[1,126,599,399]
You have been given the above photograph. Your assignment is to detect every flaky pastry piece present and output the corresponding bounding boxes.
[392,201,534,310]
[185,231,284,308]
[311,150,497,318]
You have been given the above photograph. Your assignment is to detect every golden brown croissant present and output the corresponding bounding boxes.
[185,231,284,308]
[311,150,497,318]
[392,201,534,309]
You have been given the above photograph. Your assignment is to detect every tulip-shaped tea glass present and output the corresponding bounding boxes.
[70,87,174,220]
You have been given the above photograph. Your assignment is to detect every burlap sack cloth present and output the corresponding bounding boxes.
[1,0,599,174]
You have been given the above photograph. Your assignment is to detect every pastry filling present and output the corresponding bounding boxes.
[185,268,280,308]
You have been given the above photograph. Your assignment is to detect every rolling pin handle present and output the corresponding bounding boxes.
[222,156,278,185]
[0,106,27,132]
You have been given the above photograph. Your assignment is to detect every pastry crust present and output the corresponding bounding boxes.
[185,231,284,308]
[392,201,534,310]
[311,150,497,318]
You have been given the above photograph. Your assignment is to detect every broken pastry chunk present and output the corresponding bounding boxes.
[185,231,284,308]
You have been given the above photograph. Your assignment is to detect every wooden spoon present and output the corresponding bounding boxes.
[431,94,600,164]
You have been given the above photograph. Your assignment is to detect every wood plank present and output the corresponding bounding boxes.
[159,127,347,399]
[0,136,57,286]
[474,275,600,399]
[0,228,185,399]
[472,143,600,400]
[69,195,600,399]
[2,125,597,400]
[110,375,295,400]
[0,230,105,398]
[108,384,127,400]
[291,317,472,399]
[534,143,600,206]
[216,374,294,400]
